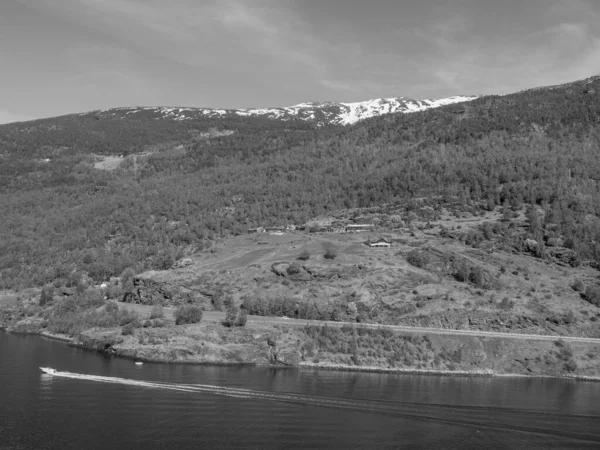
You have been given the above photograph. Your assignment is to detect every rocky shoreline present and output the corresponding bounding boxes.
[3,318,600,382]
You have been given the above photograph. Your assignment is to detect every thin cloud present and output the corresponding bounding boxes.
[24,0,331,77]
[212,0,329,76]
[408,2,600,97]
[6,0,600,116]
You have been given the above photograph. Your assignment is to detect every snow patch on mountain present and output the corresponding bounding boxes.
[94,94,477,126]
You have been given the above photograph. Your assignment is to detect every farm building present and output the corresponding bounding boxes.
[346,224,374,233]
[368,238,391,248]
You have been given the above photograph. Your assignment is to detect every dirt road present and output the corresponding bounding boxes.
[118,302,600,344]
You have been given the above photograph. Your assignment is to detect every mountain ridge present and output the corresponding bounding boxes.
[82,94,478,127]
[3,74,600,128]
[0,72,600,291]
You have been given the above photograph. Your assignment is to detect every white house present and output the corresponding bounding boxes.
[368,238,391,248]
[346,224,375,233]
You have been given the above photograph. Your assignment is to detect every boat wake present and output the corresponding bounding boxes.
[42,369,600,443]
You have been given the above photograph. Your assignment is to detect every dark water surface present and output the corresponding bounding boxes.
[1,331,599,449]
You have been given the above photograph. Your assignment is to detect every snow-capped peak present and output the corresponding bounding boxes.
[91,95,478,126]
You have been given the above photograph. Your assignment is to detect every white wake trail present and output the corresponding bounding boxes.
[41,369,600,443]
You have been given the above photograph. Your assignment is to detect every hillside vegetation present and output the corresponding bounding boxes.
[0,76,600,290]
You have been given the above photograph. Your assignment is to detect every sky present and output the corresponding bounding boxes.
[1,0,600,123]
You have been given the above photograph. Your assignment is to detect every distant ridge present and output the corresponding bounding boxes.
[83,94,478,127]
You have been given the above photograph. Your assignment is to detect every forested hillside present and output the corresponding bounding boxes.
[1,76,599,289]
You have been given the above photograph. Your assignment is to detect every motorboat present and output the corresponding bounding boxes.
[135,361,143,366]
[40,367,57,375]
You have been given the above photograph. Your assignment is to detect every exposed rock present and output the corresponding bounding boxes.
[399,310,550,334]
[73,329,123,354]
[548,247,579,266]
[272,349,300,365]
[123,274,174,305]
[271,262,290,276]
[413,284,439,299]
[524,239,538,253]
[304,265,355,279]
[122,271,207,306]
[172,258,193,269]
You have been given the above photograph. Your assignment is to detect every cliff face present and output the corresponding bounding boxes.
[122,271,210,308]
[123,273,175,305]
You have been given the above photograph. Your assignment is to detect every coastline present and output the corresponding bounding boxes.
[298,362,600,382]
[3,327,600,382]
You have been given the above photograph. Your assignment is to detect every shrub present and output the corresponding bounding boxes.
[453,262,471,283]
[54,297,79,316]
[571,279,586,292]
[406,250,429,268]
[80,289,106,309]
[39,287,54,306]
[298,249,310,261]
[223,304,239,327]
[223,294,234,310]
[324,246,337,260]
[564,310,575,324]
[121,268,136,292]
[174,305,203,325]
[468,266,486,288]
[47,312,88,335]
[584,285,600,307]
[149,304,164,319]
[212,290,224,311]
[117,308,140,326]
[236,308,248,327]
[105,301,119,314]
[151,318,165,328]
[142,318,165,328]
[564,360,578,372]
[121,323,135,335]
[500,297,514,310]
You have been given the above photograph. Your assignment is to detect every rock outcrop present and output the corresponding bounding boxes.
[122,271,207,306]
[73,329,123,354]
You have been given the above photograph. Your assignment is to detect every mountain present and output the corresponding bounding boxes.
[0,94,475,159]
[90,95,477,127]
[0,75,600,291]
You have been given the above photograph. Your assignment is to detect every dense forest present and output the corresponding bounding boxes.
[1,76,599,289]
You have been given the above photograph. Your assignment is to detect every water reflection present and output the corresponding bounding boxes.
[40,373,56,395]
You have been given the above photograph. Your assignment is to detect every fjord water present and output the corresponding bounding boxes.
[1,331,599,450]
